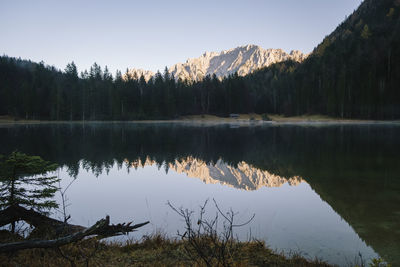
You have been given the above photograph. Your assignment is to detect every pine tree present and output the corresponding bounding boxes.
[0,151,59,232]
[65,62,79,120]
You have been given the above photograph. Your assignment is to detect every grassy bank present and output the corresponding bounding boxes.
[266,114,354,122]
[0,115,41,124]
[0,232,332,267]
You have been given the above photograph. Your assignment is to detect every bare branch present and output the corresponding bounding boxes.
[168,199,255,267]
[212,198,255,227]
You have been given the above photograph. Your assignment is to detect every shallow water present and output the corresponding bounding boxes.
[1,122,399,265]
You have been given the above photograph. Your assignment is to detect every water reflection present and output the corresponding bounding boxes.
[127,156,303,190]
[57,160,378,265]
[0,122,399,265]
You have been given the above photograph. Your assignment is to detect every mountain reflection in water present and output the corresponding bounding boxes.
[0,122,399,265]
[127,156,303,190]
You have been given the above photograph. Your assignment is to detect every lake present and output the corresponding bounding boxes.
[0,122,399,266]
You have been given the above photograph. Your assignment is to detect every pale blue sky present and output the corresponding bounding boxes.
[0,0,361,74]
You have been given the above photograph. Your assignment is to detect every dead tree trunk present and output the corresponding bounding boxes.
[0,205,83,234]
[0,205,149,253]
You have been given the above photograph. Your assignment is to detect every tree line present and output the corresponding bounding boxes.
[0,57,259,120]
[0,0,399,120]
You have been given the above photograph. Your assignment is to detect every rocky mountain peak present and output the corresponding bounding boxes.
[126,45,307,82]
[169,45,307,81]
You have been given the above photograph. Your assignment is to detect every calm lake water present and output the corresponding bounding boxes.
[0,122,399,266]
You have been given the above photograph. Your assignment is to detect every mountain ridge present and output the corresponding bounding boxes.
[126,45,307,81]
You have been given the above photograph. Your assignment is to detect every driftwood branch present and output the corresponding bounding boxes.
[0,215,149,253]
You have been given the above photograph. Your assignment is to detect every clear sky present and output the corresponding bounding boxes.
[0,0,361,74]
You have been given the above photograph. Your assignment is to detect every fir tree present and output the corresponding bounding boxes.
[0,151,59,232]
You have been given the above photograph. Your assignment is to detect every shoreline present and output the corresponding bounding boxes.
[0,234,335,266]
[1,114,400,126]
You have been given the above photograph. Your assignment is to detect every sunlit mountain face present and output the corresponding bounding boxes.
[125,45,307,82]
[0,122,399,264]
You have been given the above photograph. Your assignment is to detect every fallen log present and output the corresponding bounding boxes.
[0,215,149,253]
[0,205,63,228]
[0,205,84,235]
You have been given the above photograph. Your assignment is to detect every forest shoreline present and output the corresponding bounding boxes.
[1,114,399,126]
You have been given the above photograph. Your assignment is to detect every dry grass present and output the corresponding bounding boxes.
[0,115,42,124]
[0,232,334,267]
[266,114,349,122]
